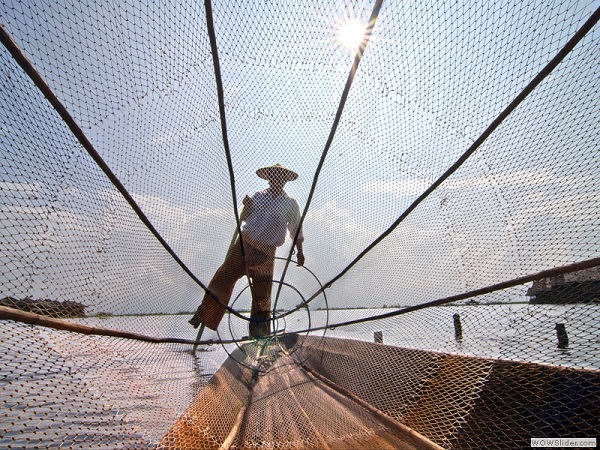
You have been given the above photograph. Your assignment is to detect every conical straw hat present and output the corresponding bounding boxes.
[256,163,298,181]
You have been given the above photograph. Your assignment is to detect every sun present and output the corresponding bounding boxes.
[316,6,375,60]
[335,18,367,54]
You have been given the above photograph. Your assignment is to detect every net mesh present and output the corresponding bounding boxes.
[1,0,599,448]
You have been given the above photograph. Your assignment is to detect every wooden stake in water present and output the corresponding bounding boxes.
[453,313,463,341]
[555,323,568,349]
[374,331,383,344]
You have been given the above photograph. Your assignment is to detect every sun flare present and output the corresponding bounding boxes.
[335,18,367,53]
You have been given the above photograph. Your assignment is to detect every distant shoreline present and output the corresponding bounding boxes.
[88,301,538,318]
[4,300,591,319]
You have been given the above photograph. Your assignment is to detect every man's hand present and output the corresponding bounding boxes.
[295,242,305,267]
[241,195,253,221]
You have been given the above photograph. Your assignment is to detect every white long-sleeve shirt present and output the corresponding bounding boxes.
[242,189,304,247]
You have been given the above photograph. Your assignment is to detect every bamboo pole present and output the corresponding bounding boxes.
[192,324,205,354]
[302,363,446,450]
[0,305,244,346]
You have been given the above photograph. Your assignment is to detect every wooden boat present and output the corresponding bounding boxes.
[1,0,599,448]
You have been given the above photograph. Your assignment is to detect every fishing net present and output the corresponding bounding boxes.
[1,0,599,448]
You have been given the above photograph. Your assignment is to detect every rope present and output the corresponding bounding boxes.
[2,257,596,346]
[0,24,248,324]
[2,4,597,340]
[297,5,600,310]
[203,0,250,279]
[273,0,385,311]
[0,305,244,346]
[201,0,258,327]
[296,257,600,332]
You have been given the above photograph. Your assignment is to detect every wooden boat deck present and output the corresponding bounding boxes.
[159,341,440,450]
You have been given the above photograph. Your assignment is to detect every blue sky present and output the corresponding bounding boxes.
[1,0,599,319]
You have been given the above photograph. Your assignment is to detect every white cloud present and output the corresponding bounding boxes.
[363,178,433,195]
[363,168,598,198]
[306,200,378,240]
[0,180,43,195]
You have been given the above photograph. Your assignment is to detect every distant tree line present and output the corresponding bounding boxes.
[0,296,87,318]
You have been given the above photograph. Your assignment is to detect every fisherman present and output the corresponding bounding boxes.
[189,164,305,338]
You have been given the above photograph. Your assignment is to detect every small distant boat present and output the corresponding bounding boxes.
[527,267,600,304]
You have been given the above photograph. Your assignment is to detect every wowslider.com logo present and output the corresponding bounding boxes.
[531,438,596,448]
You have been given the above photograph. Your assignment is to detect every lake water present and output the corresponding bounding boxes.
[1,304,599,448]
[74,303,600,369]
